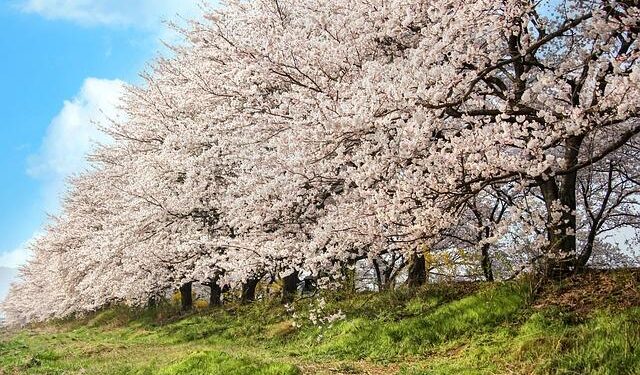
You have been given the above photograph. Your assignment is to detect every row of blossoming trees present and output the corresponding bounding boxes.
[3,0,640,325]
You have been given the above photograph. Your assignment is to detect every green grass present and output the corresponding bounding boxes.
[306,283,527,360]
[1,271,639,374]
[157,351,300,375]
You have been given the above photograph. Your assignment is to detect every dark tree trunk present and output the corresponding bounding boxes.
[471,205,496,282]
[148,294,158,308]
[301,277,316,295]
[373,259,384,291]
[407,253,427,287]
[281,270,299,303]
[539,138,582,279]
[558,136,582,263]
[577,161,615,271]
[241,277,259,304]
[577,232,596,271]
[539,179,573,276]
[209,283,222,307]
[180,282,193,311]
[480,244,494,282]
[383,255,397,290]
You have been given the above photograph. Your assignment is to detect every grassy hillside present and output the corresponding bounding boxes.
[1,270,639,375]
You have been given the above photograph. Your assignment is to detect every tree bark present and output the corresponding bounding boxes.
[281,270,299,304]
[556,135,583,266]
[480,243,494,282]
[179,282,193,311]
[241,277,259,304]
[301,277,316,296]
[577,161,615,270]
[407,253,427,287]
[209,283,222,307]
[539,146,581,279]
[373,259,384,291]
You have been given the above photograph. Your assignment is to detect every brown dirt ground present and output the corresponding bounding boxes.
[533,268,640,315]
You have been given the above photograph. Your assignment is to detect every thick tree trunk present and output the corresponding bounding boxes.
[480,244,494,282]
[538,136,583,277]
[241,277,259,304]
[281,270,299,304]
[209,283,222,307]
[407,253,427,287]
[179,282,193,311]
[539,179,574,276]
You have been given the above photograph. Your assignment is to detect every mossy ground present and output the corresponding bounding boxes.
[1,270,639,374]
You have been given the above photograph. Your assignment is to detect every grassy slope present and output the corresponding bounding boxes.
[1,270,639,375]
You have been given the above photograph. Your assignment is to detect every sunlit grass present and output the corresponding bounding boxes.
[1,271,638,374]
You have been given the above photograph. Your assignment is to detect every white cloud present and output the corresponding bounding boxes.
[0,236,40,307]
[0,267,19,307]
[0,78,123,280]
[19,0,206,27]
[28,77,125,212]
[0,78,123,272]
[0,243,32,269]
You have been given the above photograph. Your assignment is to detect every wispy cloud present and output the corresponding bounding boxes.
[3,1,212,270]
[0,240,32,302]
[19,0,206,28]
[27,77,125,213]
[7,78,124,270]
[0,240,34,269]
[0,266,19,304]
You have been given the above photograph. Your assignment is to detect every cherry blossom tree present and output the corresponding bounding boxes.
[3,0,639,325]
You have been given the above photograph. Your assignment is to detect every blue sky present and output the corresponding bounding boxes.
[0,1,210,269]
